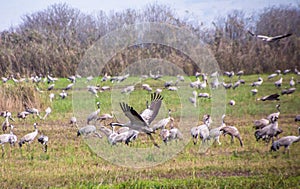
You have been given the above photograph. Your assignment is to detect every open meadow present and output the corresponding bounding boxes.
[0,73,300,188]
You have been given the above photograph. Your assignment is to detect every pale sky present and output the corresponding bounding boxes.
[0,0,298,31]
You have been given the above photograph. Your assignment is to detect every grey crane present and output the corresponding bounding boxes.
[87,102,101,124]
[257,93,280,101]
[268,73,278,80]
[24,104,42,119]
[283,69,291,75]
[67,75,76,83]
[274,77,283,88]
[220,126,243,147]
[19,123,38,149]
[110,93,163,148]
[77,125,102,138]
[255,115,282,143]
[38,134,49,152]
[59,90,67,99]
[100,125,138,146]
[251,77,263,87]
[248,31,292,42]
[64,83,74,91]
[229,100,236,106]
[271,127,300,154]
[121,85,135,94]
[290,77,295,87]
[281,87,296,95]
[169,118,183,141]
[209,114,227,145]
[97,112,114,123]
[87,85,100,97]
[189,91,197,107]
[191,114,211,145]
[47,84,55,91]
[151,109,172,132]
[142,84,153,92]
[17,111,30,120]
[253,118,270,130]
[251,88,258,95]
[198,92,210,99]
[267,104,280,121]
[49,93,55,102]
[69,116,77,126]
[0,125,17,157]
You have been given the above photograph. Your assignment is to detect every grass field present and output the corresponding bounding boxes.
[0,73,300,188]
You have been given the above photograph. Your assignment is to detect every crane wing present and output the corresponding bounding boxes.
[271,33,292,41]
[140,93,163,125]
[120,102,147,127]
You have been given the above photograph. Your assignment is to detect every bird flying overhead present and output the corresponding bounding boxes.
[248,30,292,42]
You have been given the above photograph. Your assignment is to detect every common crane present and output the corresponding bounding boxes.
[257,93,280,101]
[209,114,227,145]
[255,115,282,143]
[38,134,49,152]
[19,123,38,149]
[248,31,292,42]
[87,102,101,124]
[220,125,243,147]
[151,109,172,132]
[111,93,163,148]
[77,125,102,138]
[0,125,17,157]
[271,127,300,154]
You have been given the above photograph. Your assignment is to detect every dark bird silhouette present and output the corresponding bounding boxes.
[257,93,280,101]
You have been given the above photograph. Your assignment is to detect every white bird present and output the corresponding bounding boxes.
[248,31,292,42]
[87,102,101,124]
[19,123,38,149]
[17,111,30,120]
[38,134,49,152]
[42,107,52,120]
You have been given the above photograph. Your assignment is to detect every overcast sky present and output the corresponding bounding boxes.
[0,0,298,31]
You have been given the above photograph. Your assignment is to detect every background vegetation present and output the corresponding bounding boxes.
[0,3,299,77]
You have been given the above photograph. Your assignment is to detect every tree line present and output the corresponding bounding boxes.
[0,3,299,77]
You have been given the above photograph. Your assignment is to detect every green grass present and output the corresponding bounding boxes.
[0,74,299,188]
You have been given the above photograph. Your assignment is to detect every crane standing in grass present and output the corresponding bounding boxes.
[87,102,101,124]
[19,123,38,150]
[0,125,17,157]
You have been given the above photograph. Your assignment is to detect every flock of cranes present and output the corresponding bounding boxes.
[0,65,300,157]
